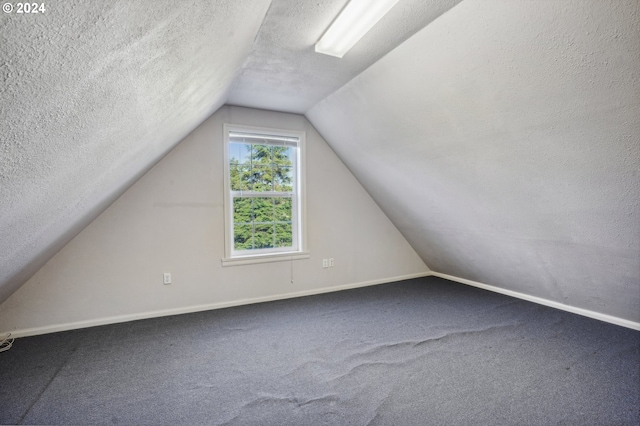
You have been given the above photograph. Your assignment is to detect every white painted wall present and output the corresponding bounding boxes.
[0,106,428,336]
[307,0,640,322]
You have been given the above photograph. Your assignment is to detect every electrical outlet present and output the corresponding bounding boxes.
[329,258,335,267]
[322,259,328,268]
[163,273,172,285]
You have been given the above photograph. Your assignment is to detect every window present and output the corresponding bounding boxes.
[223,125,307,265]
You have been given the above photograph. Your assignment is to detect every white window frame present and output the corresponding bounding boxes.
[222,124,309,266]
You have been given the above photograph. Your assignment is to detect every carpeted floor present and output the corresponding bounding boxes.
[1,276,639,425]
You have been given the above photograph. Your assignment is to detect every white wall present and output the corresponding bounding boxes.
[308,0,640,323]
[0,106,428,336]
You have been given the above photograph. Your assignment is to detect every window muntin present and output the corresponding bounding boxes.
[224,127,304,259]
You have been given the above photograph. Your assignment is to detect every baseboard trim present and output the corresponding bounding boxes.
[5,271,431,338]
[430,271,640,331]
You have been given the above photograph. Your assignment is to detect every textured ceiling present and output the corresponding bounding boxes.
[2,0,638,325]
[307,0,640,321]
[0,0,459,305]
[228,0,461,113]
[0,0,271,303]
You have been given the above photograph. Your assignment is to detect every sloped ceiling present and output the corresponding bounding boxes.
[0,0,458,305]
[1,0,638,324]
[227,0,461,113]
[307,0,640,321]
[0,0,272,303]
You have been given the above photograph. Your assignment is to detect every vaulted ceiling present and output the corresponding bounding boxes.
[1,0,638,322]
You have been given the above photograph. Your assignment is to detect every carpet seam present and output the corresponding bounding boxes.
[16,345,77,424]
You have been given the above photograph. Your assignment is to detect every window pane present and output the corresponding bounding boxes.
[229,143,251,164]
[251,165,273,192]
[272,146,292,165]
[275,223,292,248]
[253,197,274,223]
[234,224,253,250]
[227,130,301,255]
[274,197,292,222]
[274,166,293,192]
[254,224,275,249]
[233,198,252,224]
[252,144,272,163]
[230,165,251,191]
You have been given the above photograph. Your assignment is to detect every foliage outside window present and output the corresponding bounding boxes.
[224,126,305,261]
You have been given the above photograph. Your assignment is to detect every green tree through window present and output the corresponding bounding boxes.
[228,135,297,252]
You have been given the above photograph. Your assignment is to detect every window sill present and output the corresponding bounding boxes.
[222,251,310,267]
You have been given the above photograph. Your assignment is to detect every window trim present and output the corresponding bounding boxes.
[222,123,308,266]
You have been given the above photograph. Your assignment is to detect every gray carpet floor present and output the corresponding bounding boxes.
[1,276,639,425]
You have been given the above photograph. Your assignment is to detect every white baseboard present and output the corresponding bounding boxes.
[9,271,635,338]
[4,272,431,338]
[430,271,640,331]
